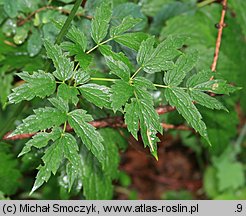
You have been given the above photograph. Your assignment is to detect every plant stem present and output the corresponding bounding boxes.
[72,37,114,72]
[71,38,114,85]
[210,0,227,73]
[86,38,114,54]
[69,59,81,85]
[90,77,116,82]
[63,121,67,133]
[130,66,142,80]
[197,0,216,8]
[74,63,80,71]
[154,84,169,88]
[86,45,99,55]
[154,84,190,90]
[55,0,83,44]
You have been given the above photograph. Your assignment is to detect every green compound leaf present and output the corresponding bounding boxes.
[66,162,81,192]
[73,69,90,85]
[137,36,155,66]
[31,165,50,194]
[134,87,153,103]
[31,139,63,193]
[189,90,227,111]
[78,84,111,109]
[111,80,134,112]
[60,42,92,70]
[63,133,83,192]
[164,51,198,86]
[124,99,139,140]
[136,98,162,134]
[125,96,162,158]
[140,123,160,160]
[44,40,74,81]
[135,94,162,157]
[110,16,142,37]
[114,32,149,51]
[104,56,131,81]
[40,141,63,175]
[75,52,93,70]
[18,127,62,157]
[48,97,69,112]
[57,83,79,106]
[165,87,210,144]
[80,145,113,200]
[66,25,87,52]
[193,80,240,95]
[68,109,105,163]
[91,1,112,44]
[137,35,187,73]
[62,134,82,192]
[133,77,156,90]
[9,107,67,137]
[31,133,81,194]
[8,71,56,104]
[54,21,88,69]
[100,44,134,71]
[62,133,80,166]
[186,71,240,95]
[186,70,213,88]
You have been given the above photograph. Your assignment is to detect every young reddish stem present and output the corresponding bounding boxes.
[210,0,228,73]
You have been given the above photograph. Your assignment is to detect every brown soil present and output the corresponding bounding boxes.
[118,134,203,199]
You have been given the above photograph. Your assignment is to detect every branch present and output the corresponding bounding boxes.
[210,0,228,72]
[155,105,176,114]
[2,105,190,141]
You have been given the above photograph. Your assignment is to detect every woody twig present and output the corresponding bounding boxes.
[2,105,190,141]
[211,0,228,73]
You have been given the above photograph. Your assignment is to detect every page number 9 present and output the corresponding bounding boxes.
[236,204,242,213]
